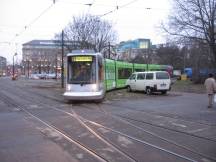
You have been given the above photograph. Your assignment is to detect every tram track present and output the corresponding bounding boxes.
[0,91,212,162]
[0,92,138,162]
[11,78,216,128]
[1,81,216,162]
[80,103,216,162]
[0,93,109,162]
[15,84,216,140]
[14,81,216,130]
[99,102,216,142]
[0,91,199,162]
[3,84,216,160]
[104,99,216,127]
[102,105,215,161]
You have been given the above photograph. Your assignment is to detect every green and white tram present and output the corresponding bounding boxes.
[63,50,173,101]
[64,50,105,101]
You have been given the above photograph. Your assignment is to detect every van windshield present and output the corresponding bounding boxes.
[156,72,170,79]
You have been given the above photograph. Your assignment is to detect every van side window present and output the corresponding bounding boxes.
[137,73,145,80]
[146,73,153,80]
[156,72,169,79]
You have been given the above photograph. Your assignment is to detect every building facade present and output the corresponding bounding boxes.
[0,56,7,76]
[22,40,65,76]
[116,39,152,62]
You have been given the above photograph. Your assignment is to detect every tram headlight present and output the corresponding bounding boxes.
[91,84,98,92]
[66,85,72,91]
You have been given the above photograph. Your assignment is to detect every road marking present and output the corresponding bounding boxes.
[188,128,208,133]
[171,123,187,128]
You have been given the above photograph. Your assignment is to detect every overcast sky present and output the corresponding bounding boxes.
[0,0,171,63]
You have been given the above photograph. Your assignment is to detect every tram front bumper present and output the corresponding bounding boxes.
[63,91,105,100]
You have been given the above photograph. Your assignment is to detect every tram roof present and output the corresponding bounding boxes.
[67,50,101,56]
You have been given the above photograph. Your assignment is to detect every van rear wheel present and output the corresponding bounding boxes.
[146,88,152,95]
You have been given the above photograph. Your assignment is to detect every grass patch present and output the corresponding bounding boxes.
[171,80,205,93]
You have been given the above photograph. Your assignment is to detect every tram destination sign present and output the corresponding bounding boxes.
[71,56,93,62]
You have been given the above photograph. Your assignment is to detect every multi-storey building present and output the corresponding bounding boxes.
[22,40,66,76]
[0,56,7,76]
[116,39,153,63]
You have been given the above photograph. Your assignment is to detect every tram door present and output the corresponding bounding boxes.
[97,55,105,90]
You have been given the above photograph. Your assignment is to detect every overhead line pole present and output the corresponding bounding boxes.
[61,30,64,88]
[108,42,111,59]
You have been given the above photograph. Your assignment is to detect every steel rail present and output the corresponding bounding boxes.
[93,104,216,162]
[0,90,137,162]
[51,106,198,162]
[1,82,215,162]
[0,93,108,162]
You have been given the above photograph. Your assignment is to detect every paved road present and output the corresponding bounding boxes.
[0,77,216,162]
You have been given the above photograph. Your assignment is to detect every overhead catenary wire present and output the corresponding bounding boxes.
[56,0,168,17]
[1,0,169,55]
[86,0,96,13]
[6,0,168,41]
[6,0,169,43]
[99,0,139,17]
[10,1,55,43]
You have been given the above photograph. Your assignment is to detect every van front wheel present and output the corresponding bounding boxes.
[127,86,132,92]
[146,88,152,95]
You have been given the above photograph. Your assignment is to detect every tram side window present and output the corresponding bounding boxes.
[118,68,132,79]
[106,67,115,80]
[135,69,145,72]
[150,69,160,71]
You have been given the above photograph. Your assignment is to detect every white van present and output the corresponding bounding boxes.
[126,71,171,94]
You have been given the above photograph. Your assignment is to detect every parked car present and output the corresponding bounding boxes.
[29,74,39,79]
[46,73,56,79]
[126,71,171,95]
[37,73,47,79]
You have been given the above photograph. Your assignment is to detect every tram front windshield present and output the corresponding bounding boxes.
[68,55,96,84]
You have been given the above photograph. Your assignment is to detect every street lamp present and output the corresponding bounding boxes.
[27,59,32,79]
[23,59,32,79]
[12,53,17,80]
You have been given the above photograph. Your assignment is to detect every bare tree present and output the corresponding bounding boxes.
[156,44,183,70]
[163,0,216,67]
[56,14,117,53]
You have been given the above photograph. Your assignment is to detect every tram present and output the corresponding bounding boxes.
[63,50,173,101]
[63,50,105,101]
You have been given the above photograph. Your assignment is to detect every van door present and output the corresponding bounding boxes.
[136,73,146,91]
[128,74,136,90]
[145,73,154,88]
[155,72,171,90]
